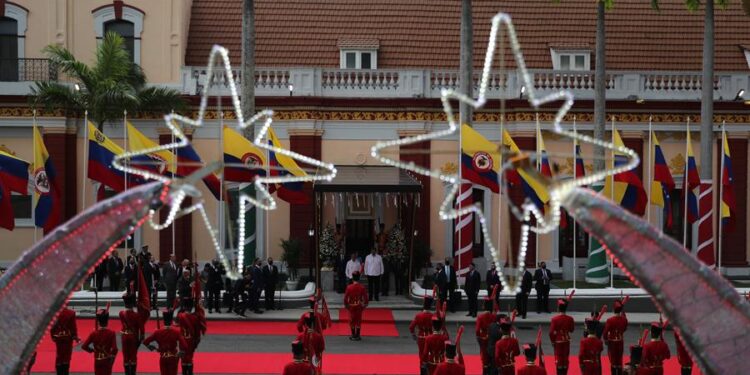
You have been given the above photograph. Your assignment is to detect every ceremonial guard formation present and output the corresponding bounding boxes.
[493,317,520,375]
[639,323,671,375]
[81,305,118,375]
[422,317,449,375]
[143,309,189,375]
[410,295,435,370]
[578,318,604,375]
[343,271,368,341]
[549,297,575,375]
[50,305,79,375]
[119,293,147,375]
[603,298,629,375]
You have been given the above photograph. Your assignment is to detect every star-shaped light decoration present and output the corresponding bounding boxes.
[112,45,336,279]
[371,12,640,293]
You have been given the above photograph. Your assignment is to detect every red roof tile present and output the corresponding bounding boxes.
[185,0,750,71]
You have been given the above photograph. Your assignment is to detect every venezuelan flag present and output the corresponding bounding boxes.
[268,127,310,205]
[127,122,175,176]
[604,130,647,216]
[460,124,500,193]
[32,127,61,231]
[0,150,29,231]
[720,130,736,232]
[501,130,522,185]
[537,129,553,178]
[650,132,675,228]
[88,122,127,191]
[502,130,548,211]
[223,126,266,182]
[682,130,700,224]
[574,139,585,179]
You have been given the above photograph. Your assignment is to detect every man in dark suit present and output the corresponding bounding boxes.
[262,257,279,310]
[464,263,481,317]
[161,254,179,309]
[123,255,137,288]
[206,259,225,313]
[250,258,264,314]
[434,264,448,302]
[533,261,552,313]
[106,250,124,291]
[516,267,533,319]
[485,262,499,296]
[443,258,458,312]
[94,261,107,291]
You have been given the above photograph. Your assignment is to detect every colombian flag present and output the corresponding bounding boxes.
[604,130,647,216]
[223,126,266,182]
[682,130,700,224]
[650,132,675,228]
[88,122,129,192]
[720,130,736,232]
[0,150,30,230]
[503,130,549,211]
[268,127,310,205]
[32,127,61,231]
[460,124,500,193]
[574,139,585,179]
[127,122,175,176]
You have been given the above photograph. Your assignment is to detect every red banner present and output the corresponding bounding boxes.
[454,183,473,277]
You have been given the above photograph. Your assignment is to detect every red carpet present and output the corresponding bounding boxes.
[338,308,395,322]
[43,318,397,337]
[32,352,704,374]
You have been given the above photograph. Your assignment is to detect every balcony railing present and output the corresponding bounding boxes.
[0,58,57,82]
[181,66,749,102]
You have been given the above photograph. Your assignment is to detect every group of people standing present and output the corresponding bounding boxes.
[229,257,280,316]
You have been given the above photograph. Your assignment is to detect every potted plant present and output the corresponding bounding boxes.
[281,238,302,290]
[318,223,339,270]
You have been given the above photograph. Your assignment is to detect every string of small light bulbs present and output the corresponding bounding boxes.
[370,12,640,294]
[113,45,337,279]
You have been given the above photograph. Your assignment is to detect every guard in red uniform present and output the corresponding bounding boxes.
[144,309,189,375]
[549,299,574,375]
[474,298,494,375]
[295,314,325,375]
[344,271,368,341]
[120,293,146,375]
[518,344,547,375]
[422,317,449,375]
[178,298,203,375]
[410,296,435,370]
[296,297,324,334]
[639,323,670,375]
[433,342,464,375]
[493,318,519,375]
[579,319,604,375]
[81,307,118,375]
[603,300,628,375]
[282,340,315,375]
[674,331,692,375]
[51,305,79,375]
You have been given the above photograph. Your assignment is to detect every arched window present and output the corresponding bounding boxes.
[104,20,135,61]
[0,17,18,81]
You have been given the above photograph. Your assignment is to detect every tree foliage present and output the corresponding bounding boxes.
[32,32,185,129]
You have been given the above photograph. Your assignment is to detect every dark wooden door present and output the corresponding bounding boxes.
[346,219,374,258]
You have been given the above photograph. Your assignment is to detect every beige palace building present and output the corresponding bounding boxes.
[0,0,749,280]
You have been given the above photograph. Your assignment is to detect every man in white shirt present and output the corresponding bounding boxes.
[345,252,361,285]
[364,248,384,301]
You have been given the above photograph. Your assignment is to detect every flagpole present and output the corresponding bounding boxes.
[81,111,89,213]
[123,110,128,192]
[610,116,615,289]
[576,116,578,289]
[219,111,225,261]
[646,117,653,225]
[535,113,540,273]
[683,118,690,249]
[171,120,176,257]
[717,121,726,274]
[457,117,463,288]
[32,111,37,243]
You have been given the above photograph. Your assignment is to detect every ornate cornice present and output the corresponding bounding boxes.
[287,128,324,137]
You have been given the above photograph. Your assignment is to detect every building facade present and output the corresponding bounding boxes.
[0,0,749,278]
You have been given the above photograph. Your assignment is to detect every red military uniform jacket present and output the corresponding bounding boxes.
[603,315,627,342]
[296,311,325,334]
[410,311,434,338]
[422,332,449,365]
[282,360,316,375]
[81,327,118,363]
[295,331,325,363]
[143,326,188,358]
[517,363,547,375]
[494,336,520,370]
[433,359,465,375]
[177,311,202,347]
[475,312,494,341]
[674,332,692,368]
[344,282,368,307]
[119,310,145,338]
[579,336,604,375]
[52,308,78,341]
[640,339,671,375]
[549,314,574,344]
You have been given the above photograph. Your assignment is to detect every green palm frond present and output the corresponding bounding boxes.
[30,81,82,112]
[137,86,186,113]
[94,33,132,83]
[42,44,96,90]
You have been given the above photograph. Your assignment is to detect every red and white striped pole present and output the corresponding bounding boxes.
[454,182,474,279]
[696,181,716,266]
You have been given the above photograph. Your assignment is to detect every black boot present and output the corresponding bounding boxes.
[182,363,193,375]
[356,327,362,340]
[56,364,64,375]
[350,327,356,340]
[557,366,568,375]
[681,367,692,375]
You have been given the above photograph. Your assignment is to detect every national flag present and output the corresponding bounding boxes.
[268,127,310,205]
[574,139,585,180]
[32,127,61,231]
[223,126,266,182]
[682,130,700,224]
[501,130,522,185]
[720,130,736,232]
[604,130,647,216]
[136,262,151,325]
[460,124,500,193]
[127,122,174,176]
[88,122,146,192]
[502,129,549,212]
[537,128,553,179]
[650,132,675,228]
[0,150,30,230]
